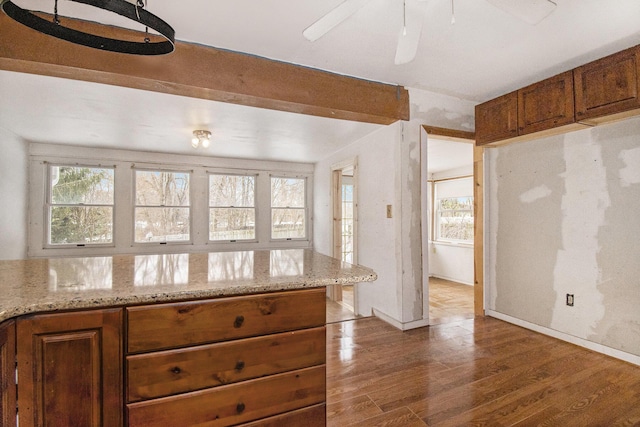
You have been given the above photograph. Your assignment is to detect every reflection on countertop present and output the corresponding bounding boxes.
[0,249,377,322]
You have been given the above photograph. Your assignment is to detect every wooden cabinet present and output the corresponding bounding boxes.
[518,71,575,136]
[476,44,640,145]
[0,320,16,427]
[575,45,640,121]
[127,289,326,353]
[475,91,518,145]
[126,288,327,426]
[16,309,123,427]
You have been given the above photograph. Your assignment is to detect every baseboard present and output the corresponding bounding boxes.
[486,310,640,366]
[429,274,473,286]
[372,308,430,331]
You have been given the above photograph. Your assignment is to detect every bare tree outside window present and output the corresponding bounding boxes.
[134,170,190,242]
[49,166,114,245]
[271,177,306,239]
[437,197,474,242]
[209,174,256,241]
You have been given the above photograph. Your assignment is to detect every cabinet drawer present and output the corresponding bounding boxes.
[239,403,326,427]
[127,288,326,353]
[127,365,326,426]
[127,327,326,402]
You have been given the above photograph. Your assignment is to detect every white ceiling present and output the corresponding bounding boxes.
[1,0,640,164]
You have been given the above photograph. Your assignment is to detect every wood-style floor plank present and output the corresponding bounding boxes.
[326,316,640,426]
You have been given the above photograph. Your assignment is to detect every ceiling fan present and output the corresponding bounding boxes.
[303,0,557,65]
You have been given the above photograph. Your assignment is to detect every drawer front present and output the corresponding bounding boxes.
[127,288,326,353]
[127,365,326,427]
[239,403,326,427]
[127,327,326,402]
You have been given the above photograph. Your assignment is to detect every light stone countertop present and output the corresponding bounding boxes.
[0,249,377,323]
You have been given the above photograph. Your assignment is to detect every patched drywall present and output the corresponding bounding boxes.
[488,116,640,357]
[492,134,565,327]
[314,123,401,318]
[589,121,640,354]
[0,128,28,260]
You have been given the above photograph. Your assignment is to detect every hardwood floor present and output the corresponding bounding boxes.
[326,316,640,426]
[327,285,360,324]
[429,277,474,325]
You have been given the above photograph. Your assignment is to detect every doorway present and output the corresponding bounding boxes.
[327,159,359,323]
[422,128,476,325]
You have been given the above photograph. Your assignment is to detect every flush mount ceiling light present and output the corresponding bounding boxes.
[0,0,175,55]
[191,130,211,149]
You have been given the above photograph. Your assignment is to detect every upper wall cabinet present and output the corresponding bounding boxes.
[574,45,640,122]
[475,91,518,145]
[476,43,640,146]
[518,71,575,136]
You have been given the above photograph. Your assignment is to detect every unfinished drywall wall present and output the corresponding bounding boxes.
[314,124,401,319]
[0,128,28,260]
[487,116,640,358]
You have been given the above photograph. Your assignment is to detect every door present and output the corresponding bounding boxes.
[329,160,358,315]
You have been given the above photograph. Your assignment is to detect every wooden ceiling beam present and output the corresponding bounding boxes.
[0,14,409,125]
[422,125,475,142]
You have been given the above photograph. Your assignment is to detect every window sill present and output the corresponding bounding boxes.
[430,240,474,249]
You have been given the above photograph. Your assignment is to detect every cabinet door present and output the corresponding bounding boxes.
[17,309,123,427]
[475,91,518,145]
[0,320,16,427]
[575,45,640,121]
[518,71,575,135]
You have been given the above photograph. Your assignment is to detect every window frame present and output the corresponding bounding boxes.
[207,172,258,243]
[44,162,116,249]
[132,167,193,246]
[28,144,314,257]
[269,175,309,242]
[435,196,474,244]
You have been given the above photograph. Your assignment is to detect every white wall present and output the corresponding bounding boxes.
[0,128,28,260]
[429,243,474,285]
[428,174,474,285]
[314,87,476,329]
[314,124,401,318]
[486,116,640,363]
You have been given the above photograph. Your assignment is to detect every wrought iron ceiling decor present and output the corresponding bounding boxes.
[0,0,175,55]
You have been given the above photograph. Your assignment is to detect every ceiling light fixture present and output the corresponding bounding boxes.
[0,0,175,55]
[191,130,211,149]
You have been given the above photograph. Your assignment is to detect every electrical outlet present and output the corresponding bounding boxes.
[566,294,574,306]
[386,204,392,218]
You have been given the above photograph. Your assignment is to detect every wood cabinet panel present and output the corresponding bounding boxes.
[475,91,518,145]
[127,326,326,402]
[575,45,640,121]
[17,309,123,427]
[0,320,16,427]
[127,288,326,353]
[239,403,326,427]
[127,365,326,427]
[518,71,575,135]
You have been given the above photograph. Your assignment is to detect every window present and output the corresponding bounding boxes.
[209,174,256,241]
[30,144,313,256]
[47,165,114,246]
[134,170,190,243]
[436,196,474,243]
[271,176,306,239]
[341,181,354,263]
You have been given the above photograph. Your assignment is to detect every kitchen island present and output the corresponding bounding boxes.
[0,249,377,427]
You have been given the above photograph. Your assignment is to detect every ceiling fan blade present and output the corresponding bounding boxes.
[485,0,557,25]
[303,0,374,42]
[395,1,427,65]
